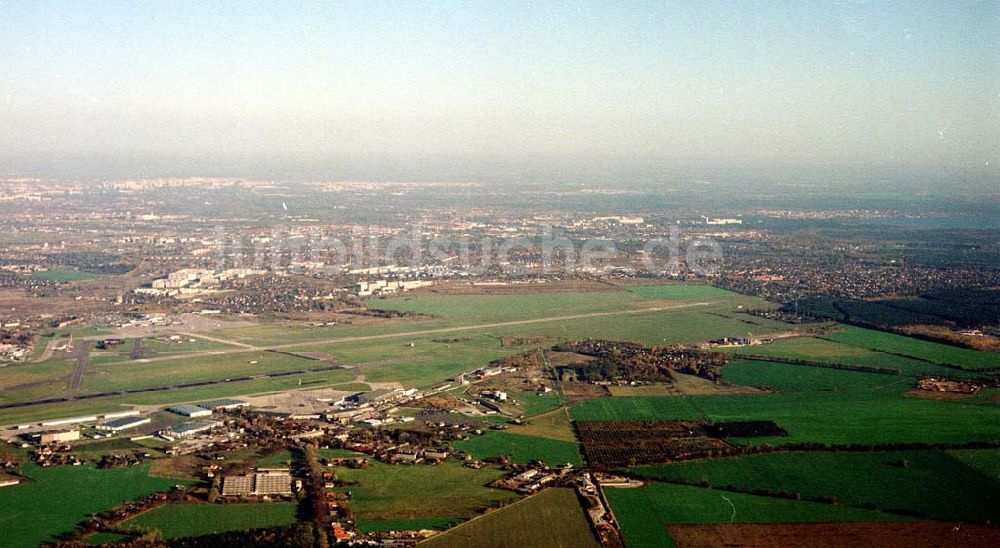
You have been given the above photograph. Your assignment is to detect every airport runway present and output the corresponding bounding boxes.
[1,301,714,412]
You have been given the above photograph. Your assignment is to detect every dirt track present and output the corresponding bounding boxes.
[32,338,62,363]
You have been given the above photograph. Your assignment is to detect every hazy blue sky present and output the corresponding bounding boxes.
[1,1,996,179]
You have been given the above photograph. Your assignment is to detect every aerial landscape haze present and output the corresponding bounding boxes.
[0,2,997,547]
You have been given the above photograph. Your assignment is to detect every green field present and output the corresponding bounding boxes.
[83,350,323,393]
[317,447,368,460]
[196,284,765,348]
[569,393,1000,446]
[631,449,1000,523]
[29,268,101,282]
[569,396,702,422]
[0,463,191,548]
[947,448,1000,480]
[455,431,584,467]
[823,325,1000,370]
[722,359,911,393]
[68,437,169,461]
[422,487,600,548]
[487,308,788,348]
[606,482,908,548]
[356,517,462,533]
[333,459,517,521]
[121,502,299,539]
[509,390,563,417]
[88,337,238,366]
[254,449,295,467]
[626,284,743,300]
[514,408,577,441]
[203,285,724,347]
[142,337,238,355]
[719,336,978,379]
[0,358,78,404]
[377,290,654,324]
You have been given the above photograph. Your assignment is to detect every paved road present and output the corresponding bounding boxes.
[64,342,91,393]
[67,355,87,392]
[179,332,258,349]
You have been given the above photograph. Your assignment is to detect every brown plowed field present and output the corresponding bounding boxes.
[668,522,1000,548]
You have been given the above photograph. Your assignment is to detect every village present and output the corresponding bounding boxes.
[0,354,635,547]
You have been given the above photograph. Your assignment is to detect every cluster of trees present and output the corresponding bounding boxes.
[489,349,545,369]
[741,308,825,324]
[97,453,147,469]
[47,251,136,275]
[793,288,1000,330]
[347,308,420,318]
[0,328,32,346]
[555,339,728,381]
[301,446,332,548]
[499,336,546,347]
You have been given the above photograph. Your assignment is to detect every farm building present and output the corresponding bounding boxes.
[424,449,449,460]
[221,468,293,496]
[168,404,212,418]
[392,451,419,463]
[482,390,508,401]
[195,398,249,411]
[169,420,220,438]
[96,416,151,432]
[35,429,81,443]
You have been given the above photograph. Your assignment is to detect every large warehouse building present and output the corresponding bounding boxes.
[167,420,220,438]
[168,404,213,418]
[96,416,151,432]
[195,399,249,411]
[34,429,81,443]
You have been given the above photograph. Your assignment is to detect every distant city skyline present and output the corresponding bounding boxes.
[1,1,997,179]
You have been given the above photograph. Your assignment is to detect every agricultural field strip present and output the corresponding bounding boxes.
[816,330,1000,373]
[629,449,1000,523]
[120,502,300,539]
[418,487,599,548]
[423,489,540,536]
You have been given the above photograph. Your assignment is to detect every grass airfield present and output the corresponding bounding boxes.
[0,283,777,425]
